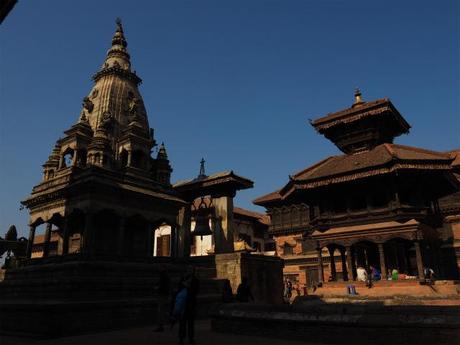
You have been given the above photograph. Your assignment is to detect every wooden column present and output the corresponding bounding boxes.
[328,247,336,281]
[118,217,126,256]
[346,246,354,281]
[378,243,387,280]
[340,248,348,281]
[62,218,70,255]
[414,240,425,280]
[26,224,36,258]
[42,223,52,258]
[317,245,324,284]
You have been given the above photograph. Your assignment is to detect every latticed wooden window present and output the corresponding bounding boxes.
[156,235,171,256]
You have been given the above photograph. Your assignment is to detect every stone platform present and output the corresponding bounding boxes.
[311,280,460,298]
[212,298,460,345]
[0,252,283,337]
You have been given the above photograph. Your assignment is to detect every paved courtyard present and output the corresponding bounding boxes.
[1,320,315,345]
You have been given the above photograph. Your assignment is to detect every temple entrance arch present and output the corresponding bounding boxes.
[384,237,416,277]
[93,210,119,256]
[124,215,150,258]
[352,240,380,271]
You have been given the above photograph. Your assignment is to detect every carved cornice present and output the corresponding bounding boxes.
[92,66,142,85]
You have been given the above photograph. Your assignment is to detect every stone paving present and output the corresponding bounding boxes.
[1,320,314,345]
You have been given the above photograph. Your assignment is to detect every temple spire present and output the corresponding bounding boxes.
[100,18,131,71]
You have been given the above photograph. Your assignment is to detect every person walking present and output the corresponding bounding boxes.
[178,266,200,345]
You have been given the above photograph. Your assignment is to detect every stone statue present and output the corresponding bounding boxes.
[82,97,94,113]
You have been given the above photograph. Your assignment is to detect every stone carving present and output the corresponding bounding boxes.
[79,110,88,123]
[91,88,99,99]
[100,111,113,129]
[82,97,94,113]
[113,61,120,68]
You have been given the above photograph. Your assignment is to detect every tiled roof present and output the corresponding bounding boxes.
[192,197,269,225]
[311,98,410,133]
[253,190,282,205]
[254,144,454,205]
[293,144,452,182]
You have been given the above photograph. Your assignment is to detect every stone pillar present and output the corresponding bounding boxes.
[146,224,154,257]
[346,246,354,281]
[42,223,53,258]
[212,196,235,254]
[118,217,126,256]
[81,212,95,256]
[177,206,192,257]
[328,247,336,281]
[61,218,70,255]
[170,224,177,258]
[127,151,132,167]
[340,248,348,281]
[26,224,37,258]
[317,246,324,284]
[378,243,387,280]
[414,240,425,280]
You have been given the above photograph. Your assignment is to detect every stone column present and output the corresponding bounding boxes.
[212,196,235,254]
[118,217,126,256]
[170,224,177,258]
[378,243,387,280]
[26,224,37,258]
[146,224,154,257]
[127,151,132,167]
[414,240,425,280]
[177,206,192,257]
[81,212,95,256]
[328,247,336,281]
[317,246,324,284]
[42,223,53,258]
[62,218,70,255]
[346,246,354,281]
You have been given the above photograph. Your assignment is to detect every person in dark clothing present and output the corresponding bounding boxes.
[222,279,233,303]
[154,269,171,332]
[236,277,254,303]
[178,266,200,345]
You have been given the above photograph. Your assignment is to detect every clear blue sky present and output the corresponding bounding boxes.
[1,0,459,238]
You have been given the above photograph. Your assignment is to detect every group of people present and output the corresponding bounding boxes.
[356,265,381,288]
[283,278,304,301]
[154,267,254,344]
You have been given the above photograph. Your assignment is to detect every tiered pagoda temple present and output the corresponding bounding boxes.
[255,90,459,287]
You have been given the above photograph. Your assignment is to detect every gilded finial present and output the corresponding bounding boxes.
[116,17,123,31]
[353,88,363,107]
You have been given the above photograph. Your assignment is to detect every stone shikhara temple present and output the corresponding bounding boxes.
[255,90,460,289]
[0,20,283,336]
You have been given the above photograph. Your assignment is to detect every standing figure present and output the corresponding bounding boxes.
[222,279,233,303]
[178,266,200,345]
[236,277,254,303]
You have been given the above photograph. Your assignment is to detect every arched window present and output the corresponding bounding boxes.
[62,148,75,168]
[120,149,129,167]
[131,150,145,169]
